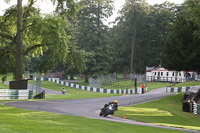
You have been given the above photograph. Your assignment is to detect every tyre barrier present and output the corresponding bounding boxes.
[0,89,33,100]
[192,89,200,116]
[182,92,196,112]
[193,104,200,115]
[48,78,146,95]
[33,90,45,99]
[182,89,200,116]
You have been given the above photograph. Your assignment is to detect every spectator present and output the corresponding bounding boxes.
[141,83,145,94]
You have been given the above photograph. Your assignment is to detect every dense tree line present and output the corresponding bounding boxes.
[0,0,200,81]
[162,0,200,72]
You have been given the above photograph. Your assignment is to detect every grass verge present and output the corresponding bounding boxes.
[174,81,200,87]
[0,82,9,89]
[0,104,184,133]
[114,93,200,131]
[77,80,172,92]
[35,81,121,100]
[145,82,172,92]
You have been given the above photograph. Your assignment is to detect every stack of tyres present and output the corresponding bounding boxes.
[182,92,195,112]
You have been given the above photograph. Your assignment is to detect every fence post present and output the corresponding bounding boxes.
[170,88,174,92]
[135,87,137,94]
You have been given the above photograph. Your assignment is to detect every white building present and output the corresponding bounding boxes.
[146,67,196,83]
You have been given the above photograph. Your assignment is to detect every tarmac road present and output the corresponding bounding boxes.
[3,87,200,132]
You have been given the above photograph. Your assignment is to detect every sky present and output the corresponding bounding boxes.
[0,0,184,26]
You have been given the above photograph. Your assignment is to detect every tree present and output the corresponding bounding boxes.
[75,0,114,82]
[0,0,76,80]
[111,0,150,73]
[16,0,23,80]
[111,0,176,73]
[162,0,200,72]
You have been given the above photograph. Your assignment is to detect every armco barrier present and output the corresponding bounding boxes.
[48,78,145,94]
[0,89,33,100]
[166,87,190,93]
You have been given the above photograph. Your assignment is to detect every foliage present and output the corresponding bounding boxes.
[54,23,88,78]
[0,0,77,81]
[0,73,14,81]
[162,0,200,72]
[75,0,114,78]
[0,8,71,73]
[111,0,176,73]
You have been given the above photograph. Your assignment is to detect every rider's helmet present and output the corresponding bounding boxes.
[114,100,118,104]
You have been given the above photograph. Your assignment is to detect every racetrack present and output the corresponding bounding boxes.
[4,88,199,132]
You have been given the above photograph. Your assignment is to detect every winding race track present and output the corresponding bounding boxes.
[4,88,199,132]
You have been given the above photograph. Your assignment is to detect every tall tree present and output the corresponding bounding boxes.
[0,0,76,80]
[112,0,150,73]
[163,0,200,72]
[16,0,23,80]
[0,0,77,80]
[75,0,114,81]
[111,0,176,73]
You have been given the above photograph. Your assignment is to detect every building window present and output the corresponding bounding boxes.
[167,72,169,76]
[172,72,174,76]
[179,73,181,76]
[155,72,156,76]
[161,72,163,76]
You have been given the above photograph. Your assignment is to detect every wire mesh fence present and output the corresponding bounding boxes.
[30,73,42,95]
[130,73,146,83]
[89,73,117,88]
[89,73,146,90]
[36,76,42,94]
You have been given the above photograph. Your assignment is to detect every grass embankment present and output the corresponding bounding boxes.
[174,81,200,87]
[33,81,121,100]
[114,93,200,131]
[88,79,172,91]
[144,82,172,92]
[102,81,172,92]
[0,104,184,133]
[45,79,172,93]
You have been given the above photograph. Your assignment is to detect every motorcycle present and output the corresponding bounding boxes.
[99,104,115,117]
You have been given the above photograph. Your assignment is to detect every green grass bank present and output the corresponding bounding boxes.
[114,93,200,131]
[0,104,184,133]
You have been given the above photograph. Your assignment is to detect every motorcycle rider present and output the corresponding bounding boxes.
[101,100,118,114]
[112,100,118,110]
[62,87,66,94]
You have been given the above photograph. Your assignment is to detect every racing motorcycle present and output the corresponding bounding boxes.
[99,103,115,117]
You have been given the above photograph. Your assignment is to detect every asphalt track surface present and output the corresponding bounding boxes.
[4,87,200,132]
